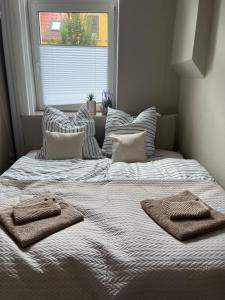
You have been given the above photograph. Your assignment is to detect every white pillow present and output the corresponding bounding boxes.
[45,131,84,160]
[110,131,147,163]
[36,105,103,160]
[102,107,158,157]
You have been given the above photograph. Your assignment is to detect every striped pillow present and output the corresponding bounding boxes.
[36,105,103,159]
[102,107,158,157]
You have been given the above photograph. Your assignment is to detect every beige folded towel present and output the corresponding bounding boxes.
[0,198,84,248]
[162,191,210,220]
[13,197,61,225]
[141,192,225,241]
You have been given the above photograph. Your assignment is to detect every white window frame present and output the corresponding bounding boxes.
[28,0,118,111]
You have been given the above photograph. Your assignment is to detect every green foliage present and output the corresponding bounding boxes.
[87,93,95,101]
[60,13,97,46]
[42,39,62,45]
[102,91,112,108]
[102,98,112,108]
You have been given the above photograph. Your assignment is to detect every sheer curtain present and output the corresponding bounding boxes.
[0,22,15,172]
[0,0,36,156]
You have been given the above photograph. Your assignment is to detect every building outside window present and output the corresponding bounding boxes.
[39,12,107,46]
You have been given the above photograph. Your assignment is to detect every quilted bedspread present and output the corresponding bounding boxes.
[2,156,213,181]
[1,179,225,300]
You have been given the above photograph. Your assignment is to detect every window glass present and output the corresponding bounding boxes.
[50,21,61,31]
[88,15,99,39]
[38,12,108,106]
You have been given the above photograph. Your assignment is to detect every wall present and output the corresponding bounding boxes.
[0,24,15,173]
[178,0,225,187]
[117,0,179,115]
[172,0,198,66]
[21,113,177,152]
[171,0,213,78]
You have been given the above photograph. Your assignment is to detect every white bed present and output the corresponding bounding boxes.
[1,150,225,300]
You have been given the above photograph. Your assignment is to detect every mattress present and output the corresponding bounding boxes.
[1,150,213,181]
[1,179,225,300]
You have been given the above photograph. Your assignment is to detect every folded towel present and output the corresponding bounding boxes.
[0,198,84,248]
[162,191,210,220]
[141,193,225,241]
[13,196,61,225]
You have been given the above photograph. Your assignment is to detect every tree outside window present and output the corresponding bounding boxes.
[40,12,107,46]
[60,13,97,46]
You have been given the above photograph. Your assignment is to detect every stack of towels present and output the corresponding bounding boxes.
[141,190,225,240]
[0,194,84,248]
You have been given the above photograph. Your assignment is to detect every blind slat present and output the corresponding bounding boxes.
[40,45,108,105]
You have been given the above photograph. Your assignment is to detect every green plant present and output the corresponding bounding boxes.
[102,90,112,108]
[102,98,112,108]
[87,93,95,101]
[60,13,97,46]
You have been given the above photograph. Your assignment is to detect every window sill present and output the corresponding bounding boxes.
[22,111,106,118]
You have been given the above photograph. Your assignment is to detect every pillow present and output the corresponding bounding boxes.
[110,131,147,163]
[102,107,158,157]
[36,105,103,159]
[45,131,84,160]
[73,105,103,158]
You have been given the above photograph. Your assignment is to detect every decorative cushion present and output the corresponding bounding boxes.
[45,131,84,160]
[102,107,158,157]
[110,131,147,163]
[36,105,103,159]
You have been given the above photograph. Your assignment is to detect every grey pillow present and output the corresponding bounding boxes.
[36,105,103,159]
[102,107,158,157]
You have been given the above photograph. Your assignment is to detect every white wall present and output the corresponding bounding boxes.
[178,0,225,188]
[172,0,198,65]
[117,0,179,115]
[171,0,213,78]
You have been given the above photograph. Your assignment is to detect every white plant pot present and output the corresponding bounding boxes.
[86,100,96,115]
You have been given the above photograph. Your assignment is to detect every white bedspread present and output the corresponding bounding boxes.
[2,156,111,181]
[1,180,225,300]
[2,150,213,181]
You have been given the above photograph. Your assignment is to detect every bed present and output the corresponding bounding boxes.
[0,114,225,300]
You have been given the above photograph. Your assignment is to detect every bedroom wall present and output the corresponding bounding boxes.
[178,0,225,188]
[171,0,213,78]
[117,0,179,115]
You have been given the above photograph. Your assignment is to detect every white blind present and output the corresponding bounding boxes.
[40,45,108,105]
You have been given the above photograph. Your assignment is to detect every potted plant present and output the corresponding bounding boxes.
[86,93,96,115]
[101,91,113,115]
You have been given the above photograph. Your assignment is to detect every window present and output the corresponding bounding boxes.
[50,21,62,31]
[29,0,117,110]
[88,15,99,39]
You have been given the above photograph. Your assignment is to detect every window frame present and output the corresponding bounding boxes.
[28,0,118,111]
